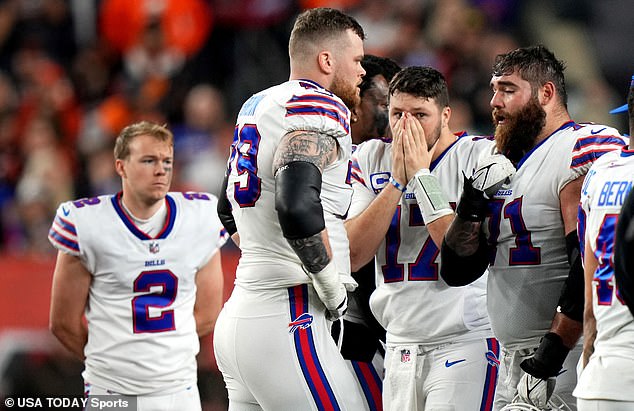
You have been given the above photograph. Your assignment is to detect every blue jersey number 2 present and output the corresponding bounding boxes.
[132,270,178,333]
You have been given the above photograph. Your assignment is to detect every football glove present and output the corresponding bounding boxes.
[305,261,348,321]
[470,154,516,199]
[517,332,570,409]
[456,154,515,222]
[517,373,556,408]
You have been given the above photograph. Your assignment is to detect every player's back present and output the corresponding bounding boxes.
[48,192,226,394]
[485,121,626,349]
[580,148,634,353]
[575,146,634,400]
[226,80,353,290]
[351,135,494,346]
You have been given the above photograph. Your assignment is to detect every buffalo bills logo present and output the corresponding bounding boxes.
[486,350,500,367]
[288,312,313,334]
[401,349,412,363]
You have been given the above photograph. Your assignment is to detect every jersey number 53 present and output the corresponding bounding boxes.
[227,124,262,208]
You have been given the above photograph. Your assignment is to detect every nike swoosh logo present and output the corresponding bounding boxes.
[527,378,541,394]
[445,359,466,368]
[590,127,606,134]
[62,206,70,216]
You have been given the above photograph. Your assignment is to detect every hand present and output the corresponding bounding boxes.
[456,154,515,221]
[325,291,347,321]
[470,154,515,199]
[390,115,407,186]
[516,332,570,409]
[304,262,348,321]
[402,113,431,181]
[517,372,556,408]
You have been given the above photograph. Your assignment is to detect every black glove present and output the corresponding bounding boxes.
[520,333,570,379]
[456,154,515,222]
[456,173,488,222]
[517,333,570,408]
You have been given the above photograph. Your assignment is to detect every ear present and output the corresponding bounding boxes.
[115,159,126,178]
[540,82,555,105]
[351,107,359,124]
[317,51,334,75]
[442,106,451,129]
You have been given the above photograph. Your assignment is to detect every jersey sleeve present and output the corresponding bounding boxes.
[578,167,597,263]
[283,86,351,143]
[181,192,229,267]
[570,125,627,179]
[348,141,381,218]
[48,201,81,256]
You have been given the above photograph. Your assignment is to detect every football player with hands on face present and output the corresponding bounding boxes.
[440,45,627,410]
[346,66,500,411]
[48,121,227,411]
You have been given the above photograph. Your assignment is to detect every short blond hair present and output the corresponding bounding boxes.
[288,8,364,62]
[113,121,173,160]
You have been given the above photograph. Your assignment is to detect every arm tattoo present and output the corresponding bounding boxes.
[274,130,336,271]
[273,130,337,173]
[445,218,484,256]
[288,233,330,273]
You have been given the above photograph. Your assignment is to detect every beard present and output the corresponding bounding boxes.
[492,96,546,164]
[331,73,360,111]
[426,120,442,151]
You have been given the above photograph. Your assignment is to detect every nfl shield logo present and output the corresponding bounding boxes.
[401,349,411,363]
[149,241,160,254]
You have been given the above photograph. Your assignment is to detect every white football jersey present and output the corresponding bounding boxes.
[575,147,634,401]
[48,192,227,395]
[483,121,626,349]
[225,79,354,289]
[349,134,494,346]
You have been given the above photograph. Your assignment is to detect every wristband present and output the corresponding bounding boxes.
[410,168,453,224]
[388,176,406,192]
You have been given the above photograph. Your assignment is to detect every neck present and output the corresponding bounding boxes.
[431,129,458,162]
[120,192,164,220]
[535,108,571,146]
[289,68,330,90]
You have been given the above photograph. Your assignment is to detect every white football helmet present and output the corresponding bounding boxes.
[499,394,573,411]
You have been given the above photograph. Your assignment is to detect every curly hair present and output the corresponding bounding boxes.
[492,45,568,107]
[359,54,401,96]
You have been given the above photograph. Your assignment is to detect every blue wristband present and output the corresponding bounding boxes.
[389,176,406,192]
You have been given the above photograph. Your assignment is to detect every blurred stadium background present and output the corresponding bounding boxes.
[0,0,631,409]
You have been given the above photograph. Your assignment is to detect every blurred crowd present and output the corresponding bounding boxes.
[0,0,630,256]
